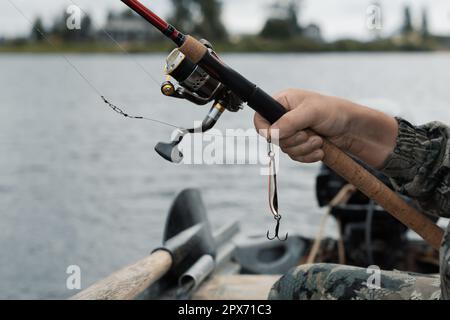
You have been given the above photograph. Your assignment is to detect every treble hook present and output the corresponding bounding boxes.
[267,215,288,241]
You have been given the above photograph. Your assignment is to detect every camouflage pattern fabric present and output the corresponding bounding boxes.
[270,118,449,300]
[382,119,449,300]
[441,229,450,300]
[269,264,441,300]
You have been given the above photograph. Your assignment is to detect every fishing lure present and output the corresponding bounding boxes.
[266,137,288,241]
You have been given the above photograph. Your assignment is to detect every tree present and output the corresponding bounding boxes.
[421,8,429,38]
[30,17,45,41]
[49,10,73,41]
[261,19,295,39]
[260,0,302,39]
[287,0,302,33]
[79,13,93,41]
[107,11,115,21]
[194,0,228,40]
[170,0,228,41]
[401,5,414,35]
[121,9,135,18]
[49,9,94,42]
[170,0,195,33]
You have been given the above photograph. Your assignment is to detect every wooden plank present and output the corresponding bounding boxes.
[71,250,172,300]
[193,275,281,300]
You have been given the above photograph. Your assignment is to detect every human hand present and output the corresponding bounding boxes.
[254,89,398,168]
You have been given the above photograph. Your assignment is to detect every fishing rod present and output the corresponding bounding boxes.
[120,0,443,249]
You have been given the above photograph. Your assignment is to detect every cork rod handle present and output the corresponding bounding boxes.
[321,137,444,249]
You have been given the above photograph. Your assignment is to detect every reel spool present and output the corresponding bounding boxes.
[155,41,243,163]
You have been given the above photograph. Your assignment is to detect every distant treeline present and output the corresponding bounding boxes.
[2,1,450,53]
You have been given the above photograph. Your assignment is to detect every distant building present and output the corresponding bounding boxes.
[303,24,322,42]
[101,11,161,42]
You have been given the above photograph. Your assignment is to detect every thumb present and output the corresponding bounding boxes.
[270,104,317,140]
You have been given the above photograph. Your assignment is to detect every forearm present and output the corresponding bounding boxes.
[345,104,399,169]
[338,105,449,217]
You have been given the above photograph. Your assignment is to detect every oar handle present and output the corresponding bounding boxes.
[71,250,172,300]
[179,35,444,250]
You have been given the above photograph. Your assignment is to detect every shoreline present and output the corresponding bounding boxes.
[1,49,449,55]
[1,39,447,54]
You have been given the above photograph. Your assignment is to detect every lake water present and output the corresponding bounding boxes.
[0,52,449,299]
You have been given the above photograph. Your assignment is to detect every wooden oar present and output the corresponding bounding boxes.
[71,251,172,300]
[71,222,207,300]
[71,203,241,301]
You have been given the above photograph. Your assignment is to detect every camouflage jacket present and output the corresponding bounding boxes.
[381,118,450,299]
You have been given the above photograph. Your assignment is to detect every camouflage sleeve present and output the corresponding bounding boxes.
[380,118,449,218]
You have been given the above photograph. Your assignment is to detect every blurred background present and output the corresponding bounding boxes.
[0,0,449,299]
[3,0,450,51]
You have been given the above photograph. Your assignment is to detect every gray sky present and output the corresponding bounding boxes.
[2,0,450,41]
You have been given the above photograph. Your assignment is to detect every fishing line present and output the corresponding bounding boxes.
[67,0,161,88]
[6,0,182,129]
[7,0,103,97]
[7,0,257,139]
[102,96,181,129]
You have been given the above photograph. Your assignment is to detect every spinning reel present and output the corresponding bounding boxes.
[156,40,244,163]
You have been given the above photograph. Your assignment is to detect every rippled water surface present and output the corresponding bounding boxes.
[0,52,449,299]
